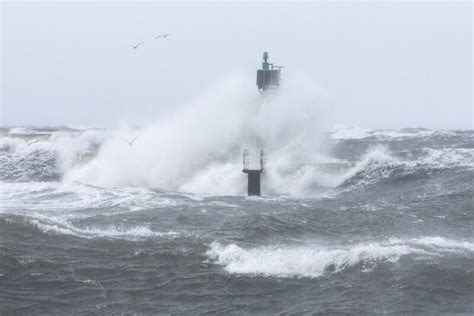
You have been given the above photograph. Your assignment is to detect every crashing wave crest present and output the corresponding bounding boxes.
[1,75,472,196]
[207,237,474,278]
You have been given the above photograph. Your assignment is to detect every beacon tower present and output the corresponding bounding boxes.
[242,52,282,196]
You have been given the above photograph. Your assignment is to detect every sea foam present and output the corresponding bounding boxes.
[207,237,474,278]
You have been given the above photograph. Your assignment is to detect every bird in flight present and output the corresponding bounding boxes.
[155,33,171,39]
[24,139,39,146]
[122,137,138,146]
[128,42,145,49]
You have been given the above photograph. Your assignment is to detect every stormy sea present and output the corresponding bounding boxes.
[1,83,473,314]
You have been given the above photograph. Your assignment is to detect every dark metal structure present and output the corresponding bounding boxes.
[242,52,282,196]
[242,149,265,196]
[256,52,283,93]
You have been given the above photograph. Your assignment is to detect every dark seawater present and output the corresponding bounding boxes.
[1,126,473,315]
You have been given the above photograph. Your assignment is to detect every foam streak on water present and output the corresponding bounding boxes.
[207,237,474,278]
[0,78,473,314]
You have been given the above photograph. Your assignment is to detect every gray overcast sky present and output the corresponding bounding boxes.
[1,1,472,129]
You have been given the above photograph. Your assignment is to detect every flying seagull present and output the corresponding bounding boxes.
[155,33,171,39]
[24,139,39,146]
[122,137,138,146]
[128,42,145,49]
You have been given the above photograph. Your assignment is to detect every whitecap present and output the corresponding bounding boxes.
[207,237,474,278]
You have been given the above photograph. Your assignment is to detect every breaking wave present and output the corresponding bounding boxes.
[0,181,181,214]
[1,74,472,196]
[31,219,179,239]
[331,125,457,140]
[207,237,474,278]
[0,128,106,182]
[1,130,472,196]
[65,75,332,196]
[22,213,180,240]
[336,145,474,190]
[2,74,334,196]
